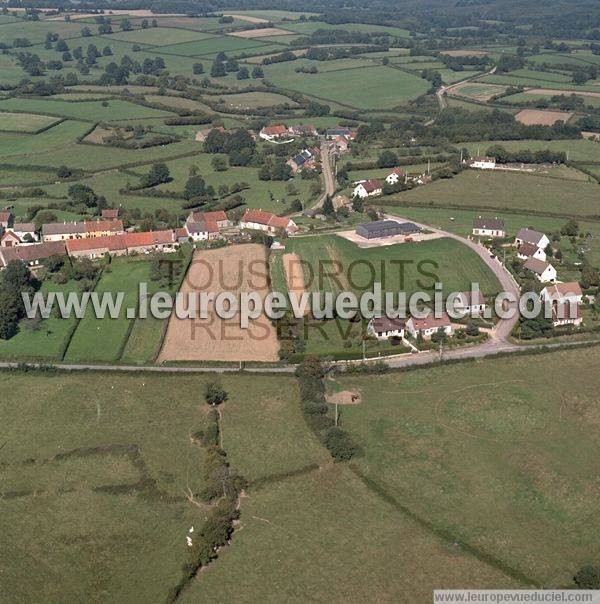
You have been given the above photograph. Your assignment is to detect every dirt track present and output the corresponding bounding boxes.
[158,245,280,363]
[282,252,310,315]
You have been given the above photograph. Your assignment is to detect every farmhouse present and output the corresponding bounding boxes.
[353,179,383,199]
[472,217,505,238]
[1,230,21,248]
[523,258,557,282]
[195,125,226,142]
[452,290,487,315]
[386,168,407,185]
[65,230,180,259]
[240,209,298,235]
[517,242,546,262]
[42,220,124,242]
[101,208,120,220]
[259,124,288,141]
[10,223,37,242]
[368,316,405,339]
[406,312,453,339]
[0,210,13,229]
[0,241,66,268]
[184,219,219,241]
[356,220,419,240]
[466,156,496,170]
[331,135,349,153]
[288,124,317,137]
[186,210,231,229]
[326,127,355,139]
[515,228,550,251]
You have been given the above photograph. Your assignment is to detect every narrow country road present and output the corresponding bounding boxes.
[313,141,336,210]
[434,66,497,112]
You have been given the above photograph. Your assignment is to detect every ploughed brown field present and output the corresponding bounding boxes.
[158,244,280,363]
[515,108,573,126]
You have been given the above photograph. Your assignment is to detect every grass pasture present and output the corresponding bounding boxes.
[385,169,600,218]
[0,111,60,133]
[156,35,269,58]
[337,346,600,587]
[103,26,215,46]
[63,258,151,363]
[0,97,172,122]
[262,63,431,109]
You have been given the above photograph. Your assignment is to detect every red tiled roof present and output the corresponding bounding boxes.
[85,219,124,233]
[409,312,451,331]
[544,282,582,297]
[389,167,406,176]
[243,209,274,226]
[362,179,382,193]
[101,209,119,219]
[0,211,12,223]
[66,230,175,253]
[192,210,227,223]
[261,125,287,136]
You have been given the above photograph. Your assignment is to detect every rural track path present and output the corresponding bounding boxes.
[312,142,336,210]
[434,66,497,112]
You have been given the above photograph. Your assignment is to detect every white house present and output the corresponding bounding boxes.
[472,217,505,238]
[353,179,382,199]
[517,242,547,262]
[540,282,583,305]
[515,228,550,251]
[467,156,496,170]
[368,316,405,340]
[523,258,557,283]
[386,168,407,186]
[185,220,219,242]
[406,312,453,339]
[11,222,38,243]
[452,290,487,315]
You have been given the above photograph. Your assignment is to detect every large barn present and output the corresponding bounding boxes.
[355,220,420,240]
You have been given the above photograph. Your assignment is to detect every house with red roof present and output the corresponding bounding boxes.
[66,230,179,259]
[259,124,289,141]
[386,168,407,186]
[240,209,298,235]
[406,312,453,339]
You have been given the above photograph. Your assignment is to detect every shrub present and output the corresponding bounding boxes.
[204,380,228,406]
[574,566,600,589]
[324,426,360,461]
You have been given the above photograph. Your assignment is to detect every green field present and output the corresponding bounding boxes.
[274,233,500,356]
[386,169,600,218]
[104,26,215,46]
[262,63,430,109]
[0,111,60,132]
[336,346,600,587]
[157,35,269,58]
[0,279,80,361]
[63,258,151,363]
[0,98,172,121]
